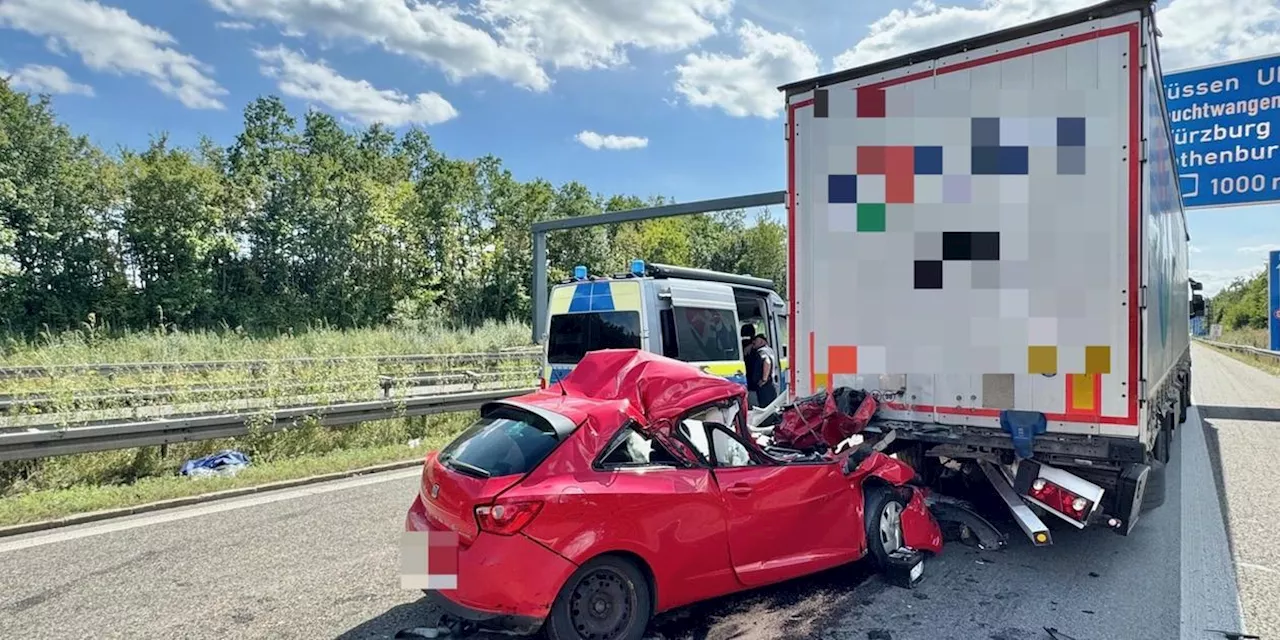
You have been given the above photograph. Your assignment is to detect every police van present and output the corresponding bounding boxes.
[540,260,789,399]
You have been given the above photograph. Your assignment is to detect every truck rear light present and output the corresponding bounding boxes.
[1028,479,1092,520]
[1014,460,1106,529]
[475,500,543,536]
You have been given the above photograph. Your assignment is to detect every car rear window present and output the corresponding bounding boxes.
[438,407,562,478]
[547,311,642,364]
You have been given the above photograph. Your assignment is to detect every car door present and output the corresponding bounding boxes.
[678,409,862,587]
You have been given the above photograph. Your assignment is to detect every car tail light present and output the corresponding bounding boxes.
[1029,478,1092,521]
[475,500,543,536]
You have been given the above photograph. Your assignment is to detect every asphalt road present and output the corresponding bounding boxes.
[0,343,1261,640]
[1190,342,1280,639]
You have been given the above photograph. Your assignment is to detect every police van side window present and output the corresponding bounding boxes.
[660,307,740,363]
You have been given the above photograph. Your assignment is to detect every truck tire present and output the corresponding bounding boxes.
[892,443,939,486]
[1156,413,1173,464]
[1178,382,1190,425]
[1141,458,1166,512]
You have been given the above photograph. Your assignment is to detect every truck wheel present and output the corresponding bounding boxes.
[1141,459,1167,512]
[892,443,939,486]
[1155,413,1173,464]
[545,556,652,640]
[1178,383,1190,425]
[863,485,909,570]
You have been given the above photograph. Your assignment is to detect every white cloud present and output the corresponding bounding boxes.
[477,0,732,70]
[255,46,458,126]
[209,0,550,91]
[575,130,649,150]
[215,21,256,31]
[831,0,1280,74]
[1192,266,1264,296]
[0,0,226,109]
[1156,0,1280,71]
[673,20,820,119]
[1190,244,1203,253]
[1237,244,1280,254]
[3,63,94,96]
[832,0,1094,71]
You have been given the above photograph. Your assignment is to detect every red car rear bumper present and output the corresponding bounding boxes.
[405,494,578,630]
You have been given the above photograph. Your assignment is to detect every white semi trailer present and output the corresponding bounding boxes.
[779,0,1196,543]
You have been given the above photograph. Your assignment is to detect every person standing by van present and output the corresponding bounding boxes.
[752,333,778,407]
[741,324,761,407]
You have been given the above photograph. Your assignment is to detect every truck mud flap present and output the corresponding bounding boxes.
[1111,462,1150,536]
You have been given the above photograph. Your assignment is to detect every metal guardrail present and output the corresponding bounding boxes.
[1195,338,1280,360]
[0,387,535,462]
[0,348,543,380]
[0,368,540,412]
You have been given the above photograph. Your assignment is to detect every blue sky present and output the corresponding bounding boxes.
[1,0,1276,295]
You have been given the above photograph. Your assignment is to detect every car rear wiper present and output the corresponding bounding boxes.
[443,458,491,479]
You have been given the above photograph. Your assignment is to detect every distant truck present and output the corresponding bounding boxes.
[539,260,789,399]
[778,0,1193,543]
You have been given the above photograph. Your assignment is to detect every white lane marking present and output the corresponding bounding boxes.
[0,467,421,554]
[1179,406,1248,640]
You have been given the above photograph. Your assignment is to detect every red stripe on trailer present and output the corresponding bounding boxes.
[787,23,1142,426]
[1125,23,1141,426]
[787,97,813,395]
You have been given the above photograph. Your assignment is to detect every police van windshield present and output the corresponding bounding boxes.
[547,311,642,364]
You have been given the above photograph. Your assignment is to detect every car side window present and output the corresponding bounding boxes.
[599,425,682,468]
[675,401,760,468]
[709,425,757,468]
[678,417,712,462]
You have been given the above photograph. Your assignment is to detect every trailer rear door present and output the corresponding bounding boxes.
[786,9,1143,437]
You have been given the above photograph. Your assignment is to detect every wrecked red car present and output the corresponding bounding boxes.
[404,349,942,640]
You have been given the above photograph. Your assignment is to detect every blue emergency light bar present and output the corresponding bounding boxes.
[573,265,588,280]
[630,259,645,276]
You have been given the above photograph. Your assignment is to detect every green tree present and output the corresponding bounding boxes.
[120,135,231,327]
[0,80,127,334]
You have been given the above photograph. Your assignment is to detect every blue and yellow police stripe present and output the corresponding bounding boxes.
[544,280,643,383]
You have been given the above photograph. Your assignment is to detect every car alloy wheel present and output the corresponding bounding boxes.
[878,500,904,555]
[863,485,910,570]
[568,567,636,639]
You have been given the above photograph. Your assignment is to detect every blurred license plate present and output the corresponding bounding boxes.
[399,530,458,590]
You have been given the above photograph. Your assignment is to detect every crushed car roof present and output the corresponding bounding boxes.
[517,349,745,427]
[555,349,745,421]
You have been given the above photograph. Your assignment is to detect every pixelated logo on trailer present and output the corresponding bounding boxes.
[824,87,1088,291]
[808,77,1116,381]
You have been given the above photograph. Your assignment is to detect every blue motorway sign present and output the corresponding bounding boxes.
[1164,55,1280,209]
[1270,250,1280,350]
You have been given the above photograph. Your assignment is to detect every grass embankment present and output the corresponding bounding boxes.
[1205,346,1280,376]
[0,413,474,527]
[0,320,533,365]
[1211,327,1269,350]
[0,323,533,527]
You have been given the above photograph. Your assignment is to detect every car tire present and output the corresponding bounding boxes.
[544,555,652,640]
[1141,458,1167,512]
[863,485,909,570]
